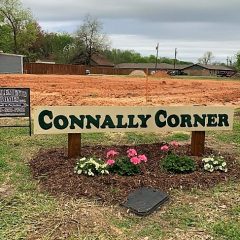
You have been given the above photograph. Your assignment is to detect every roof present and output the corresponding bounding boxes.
[115,63,173,70]
[115,63,193,70]
[0,52,24,57]
[91,54,114,67]
[182,63,235,71]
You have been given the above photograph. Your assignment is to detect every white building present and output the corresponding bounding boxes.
[0,52,24,74]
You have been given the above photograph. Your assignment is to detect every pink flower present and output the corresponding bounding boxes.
[106,150,119,158]
[106,159,115,166]
[138,154,148,163]
[160,145,169,152]
[127,148,137,158]
[170,141,179,148]
[130,157,141,165]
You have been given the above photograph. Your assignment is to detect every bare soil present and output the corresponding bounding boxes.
[0,74,239,107]
[30,144,240,204]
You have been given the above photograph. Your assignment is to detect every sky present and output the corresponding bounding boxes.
[21,0,240,63]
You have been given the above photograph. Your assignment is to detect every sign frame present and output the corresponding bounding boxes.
[0,87,31,136]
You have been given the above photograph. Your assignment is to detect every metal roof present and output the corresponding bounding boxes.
[182,63,234,71]
[0,52,25,57]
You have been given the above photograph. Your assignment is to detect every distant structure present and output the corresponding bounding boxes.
[0,52,24,74]
[72,54,114,67]
[115,63,236,76]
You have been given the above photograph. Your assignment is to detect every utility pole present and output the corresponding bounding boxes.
[226,57,229,66]
[174,48,177,70]
[155,43,159,72]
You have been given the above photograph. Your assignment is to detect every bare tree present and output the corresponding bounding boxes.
[75,15,110,65]
[198,51,214,65]
[0,0,33,53]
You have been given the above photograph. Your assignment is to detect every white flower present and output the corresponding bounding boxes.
[222,162,227,167]
[209,168,214,172]
[219,166,223,170]
[224,168,228,173]
[213,161,218,165]
[80,157,86,161]
[77,170,82,174]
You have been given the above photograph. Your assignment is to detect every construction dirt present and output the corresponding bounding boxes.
[0,74,240,107]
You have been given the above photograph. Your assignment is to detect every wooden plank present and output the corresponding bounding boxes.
[191,131,205,156]
[68,133,81,158]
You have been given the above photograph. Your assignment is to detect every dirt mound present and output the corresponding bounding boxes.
[129,70,146,77]
[153,71,169,78]
[30,143,240,204]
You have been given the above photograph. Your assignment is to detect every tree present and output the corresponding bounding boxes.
[236,52,240,71]
[75,15,110,65]
[0,0,34,53]
[198,51,214,65]
[0,14,13,52]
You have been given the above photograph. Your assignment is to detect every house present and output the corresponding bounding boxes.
[72,54,114,67]
[0,52,24,74]
[115,63,192,74]
[181,64,236,76]
[90,54,114,67]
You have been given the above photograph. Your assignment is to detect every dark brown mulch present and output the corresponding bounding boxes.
[29,144,240,204]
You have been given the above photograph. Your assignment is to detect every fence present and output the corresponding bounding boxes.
[24,63,135,75]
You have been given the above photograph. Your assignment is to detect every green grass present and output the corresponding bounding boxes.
[213,222,240,240]
[211,121,240,145]
[164,132,190,142]
[0,115,239,239]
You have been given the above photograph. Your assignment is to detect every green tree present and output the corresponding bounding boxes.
[75,14,110,65]
[40,32,75,63]
[236,53,240,71]
[0,15,13,51]
[0,0,36,54]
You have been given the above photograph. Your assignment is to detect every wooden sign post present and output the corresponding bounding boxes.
[68,133,81,158]
[191,131,206,156]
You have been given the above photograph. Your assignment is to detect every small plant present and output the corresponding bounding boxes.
[74,157,109,176]
[202,155,228,173]
[162,153,196,173]
[106,148,147,176]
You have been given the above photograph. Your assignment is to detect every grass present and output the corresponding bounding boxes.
[0,114,240,239]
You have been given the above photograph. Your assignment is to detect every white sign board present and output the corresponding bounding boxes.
[34,106,234,134]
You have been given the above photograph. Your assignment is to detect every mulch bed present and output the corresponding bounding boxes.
[30,143,240,204]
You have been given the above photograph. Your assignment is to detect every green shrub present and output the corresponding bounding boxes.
[110,157,141,176]
[162,153,196,173]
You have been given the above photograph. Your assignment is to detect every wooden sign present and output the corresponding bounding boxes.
[34,106,234,135]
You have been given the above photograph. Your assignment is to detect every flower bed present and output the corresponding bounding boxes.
[30,143,240,204]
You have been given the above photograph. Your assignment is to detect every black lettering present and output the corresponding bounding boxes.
[54,115,69,130]
[218,114,229,127]
[38,110,53,130]
[193,114,206,127]
[207,114,218,127]
[86,115,101,129]
[69,115,85,129]
[155,110,167,128]
[167,114,180,127]
[180,114,193,127]
[138,114,151,128]
[128,115,139,128]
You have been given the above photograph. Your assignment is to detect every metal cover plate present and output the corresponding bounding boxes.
[122,187,169,216]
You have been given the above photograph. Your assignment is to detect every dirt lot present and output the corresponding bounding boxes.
[0,74,240,107]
